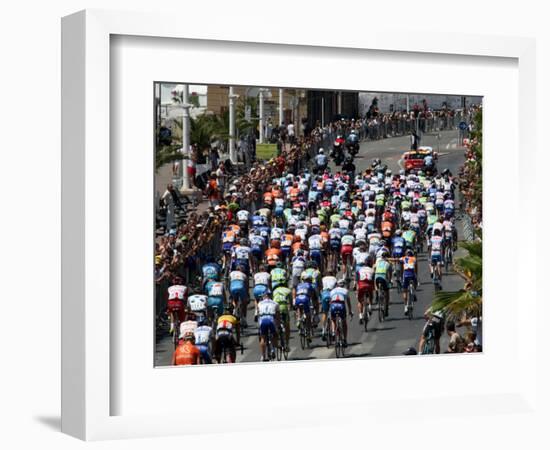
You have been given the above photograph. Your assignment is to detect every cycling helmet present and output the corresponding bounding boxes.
[318,148,324,154]
[204,255,215,263]
[395,229,402,236]
[336,278,346,287]
[381,251,389,258]
[406,249,414,256]
[276,262,284,269]
[172,276,183,285]
[236,264,246,272]
[240,238,248,246]
[358,214,366,221]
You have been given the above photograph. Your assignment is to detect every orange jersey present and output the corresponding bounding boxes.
[229,224,241,235]
[265,248,282,265]
[381,221,394,233]
[320,231,329,244]
[173,341,200,366]
[291,242,305,254]
[281,234,294,248]
[263,192,274,205]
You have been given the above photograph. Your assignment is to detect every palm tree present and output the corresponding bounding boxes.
[429,239,482,321]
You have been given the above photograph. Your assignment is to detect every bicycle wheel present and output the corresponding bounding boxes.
[363,308,369,332]
[300,325,306,350]
[172,316,180,350]
[334,323,342,358]
[325,321,332,348]
[377,292,384,322]
[407,286,414,320]
[337,317,345,358]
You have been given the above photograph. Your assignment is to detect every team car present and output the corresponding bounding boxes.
[402,146,438,174]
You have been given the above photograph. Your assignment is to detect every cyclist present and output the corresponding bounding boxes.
[289,249,306,288]
[320,270,337,340]
[253,264,271,320]
[340,230,355,280]
[205,279,225,322]
[418,309,444,354]
[188,293,208,324]
[228,265,249,327]
[314,148,328,174]
[308,232,323,269]
[214,306,240,363]
[172,332,200,366]
[201,256,221,290]
[257,294,280,361]
[231,238,252,275]
[166,276,188,334]
[273,284,292,348]
[356,256,375,323]
[194,315,214,364]
[270,262,288,290]
[249,228,266,273]
[428,228,444,282]
[402,225,416,251]
[329,279,353,346]
[374,251,393,317]
[391,229,406,259]
[401,249,418,314]
[293,278,314,343]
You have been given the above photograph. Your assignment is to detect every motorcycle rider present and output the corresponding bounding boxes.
[314,148,328,174]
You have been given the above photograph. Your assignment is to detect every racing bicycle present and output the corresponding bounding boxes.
[276,319,290,361]
[297,305,312,350]
[333,310,346,358]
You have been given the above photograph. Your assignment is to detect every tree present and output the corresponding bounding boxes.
[430,239,482,321]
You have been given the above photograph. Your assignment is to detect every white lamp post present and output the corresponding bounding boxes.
[181,84,192,191]
[228,86,238,164]
[258,88,269,144]
[279,88,284,126]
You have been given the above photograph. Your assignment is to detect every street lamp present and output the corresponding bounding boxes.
[258,88,269,143]
[172,84,193,191]
[228,86,239,164]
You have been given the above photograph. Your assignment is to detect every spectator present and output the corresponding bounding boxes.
[161,184,176,231]
[287,122,295,144]
[205,173,221,207]
[446,322,465,353]
[215,162,226,195]
[209,146,219,171]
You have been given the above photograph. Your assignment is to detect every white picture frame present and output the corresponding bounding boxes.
[62,9,540,441]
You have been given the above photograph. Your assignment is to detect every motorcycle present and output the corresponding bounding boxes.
[346,141,359,157]
[331,137,346,165]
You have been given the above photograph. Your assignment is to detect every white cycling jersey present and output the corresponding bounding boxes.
[258,298,279,317]
[188,295,208,312]
[194,325,212,345]
[357,266,374,281]
[308,235,322,250]
[237,210,250,222]
[354,250,370,266]
[270,227,283,240]
[254,271,271,286]
[328,228,342,240]
[430,236,443,255]
[179,320,197,338]
[168,284,187,300]
[322,276,337,291]
[341,234,355,246]
[233,245,251,260]
[229,270,247,282]
[207,282,224,297]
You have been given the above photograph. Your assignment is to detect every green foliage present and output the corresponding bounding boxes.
[430,236,483,321]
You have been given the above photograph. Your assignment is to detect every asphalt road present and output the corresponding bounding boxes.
[155,130,468,366]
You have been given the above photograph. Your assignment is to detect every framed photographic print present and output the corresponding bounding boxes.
[62,8,539,442]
